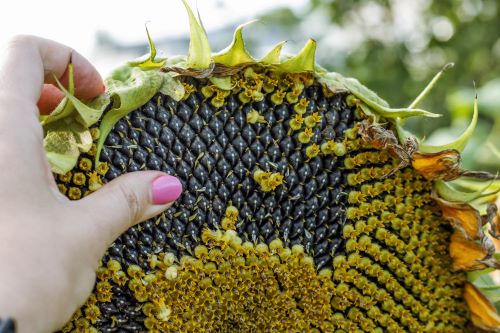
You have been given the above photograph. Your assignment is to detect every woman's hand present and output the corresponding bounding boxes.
[0,35,182,333]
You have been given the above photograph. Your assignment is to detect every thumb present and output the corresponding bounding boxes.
[74,171,182,252]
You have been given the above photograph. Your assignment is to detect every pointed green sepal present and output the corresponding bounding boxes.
[212,21,257,66]
[136,25,166,69]
[409,63,455,109]
[435,178,500,204]
[51,73,109,128]
[391,63,455,141]
[420,94,478,153]
[368,103,441,119]
[182,0,211,69]
[320,73,440,119]
[278,39,316,73]
[40,63,76,127]
[260,41,286,65]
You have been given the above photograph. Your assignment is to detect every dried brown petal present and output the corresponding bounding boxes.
[411,149,462,181]
[464,282,500,332]
[162,62,216,79]
[449,232,489,271]
[162,62,245,79]
[358,120,398,150]
[434,195,483,240]
[358,120,417,177]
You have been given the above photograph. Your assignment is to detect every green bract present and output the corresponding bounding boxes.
[419,95,478,153]
[212,21,257,67]
[182,0,211,69]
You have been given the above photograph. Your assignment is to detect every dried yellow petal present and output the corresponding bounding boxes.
[449,232,488,271]
[434,196,483,240]
[464,282,500,332]
[411,149,462,181]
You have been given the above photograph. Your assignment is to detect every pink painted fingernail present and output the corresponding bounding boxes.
[152,176,182,205]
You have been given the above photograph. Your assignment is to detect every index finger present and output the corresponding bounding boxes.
[0,35,103,188]
[0,35,103,115]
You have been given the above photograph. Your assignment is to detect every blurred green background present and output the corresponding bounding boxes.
[256,0,500,172]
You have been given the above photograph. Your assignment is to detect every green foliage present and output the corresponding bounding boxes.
[262,0,500,171]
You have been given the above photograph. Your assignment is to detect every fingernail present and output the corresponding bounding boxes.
[101,84,106,93]
[152,175,182,205]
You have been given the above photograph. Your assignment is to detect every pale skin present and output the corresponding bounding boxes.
[0,36,181,332]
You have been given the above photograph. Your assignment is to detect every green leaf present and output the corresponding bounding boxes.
[320,72,388,108]
[354,91,440,119]
[278,39,316,73]
[54,79,110,128]
[468,268,496,282]
[419,94,478,153]
[260,41,286,65]
[182,0,212,69]
[342,76,390,108]
[359,103,380,122]
[479,285,500,304]
[40,95,73,126]
[320,72,440,119]
[469,268,500,310]
[467,266,500,310]
[435,178,500,203]
[212,21,257,66]
[96,65,163,164]
[472,273,496,288]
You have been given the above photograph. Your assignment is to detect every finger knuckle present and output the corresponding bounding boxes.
[117,182,142,224]
[7,34,35,48]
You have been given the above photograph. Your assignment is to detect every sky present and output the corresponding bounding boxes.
[0,0,307,75]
